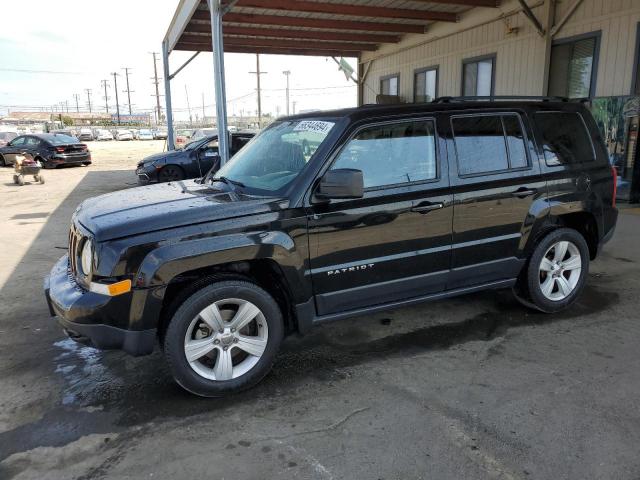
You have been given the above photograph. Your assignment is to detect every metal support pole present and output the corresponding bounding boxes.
[162,40,175,150]
[207,0,230,166]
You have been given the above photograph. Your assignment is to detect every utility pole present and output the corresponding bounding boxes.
[185,85,193,127]
[85,89,93,113]
[292,101,297,115]
[64,100,69,113]
[100,79,110,113]
[249,54,267,128]
[150,52,163,124]
[122,67,133,115]
[73,93,80,112]
[201,92,206,125]
[111,72,121,125]
[282,70,291,116]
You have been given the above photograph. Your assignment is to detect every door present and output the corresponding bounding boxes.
[445,111,544,289]
[307,117,453,316]
[197,138,221,176]
[2,136,27,165]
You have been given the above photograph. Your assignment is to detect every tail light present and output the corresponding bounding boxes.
[611,166,617,208]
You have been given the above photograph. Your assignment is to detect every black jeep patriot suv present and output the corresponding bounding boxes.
[45,99,618,397]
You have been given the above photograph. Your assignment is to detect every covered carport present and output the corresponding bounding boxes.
[162,0,501,161]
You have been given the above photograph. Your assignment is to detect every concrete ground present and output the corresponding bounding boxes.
[0,140,639,480]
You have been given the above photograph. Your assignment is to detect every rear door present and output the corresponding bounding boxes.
[445,111,544,289]
[307,116,453,316]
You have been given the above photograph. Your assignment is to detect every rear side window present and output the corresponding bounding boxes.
[451,114,529,176]
[534,112,595,165]
[331,119,437,189]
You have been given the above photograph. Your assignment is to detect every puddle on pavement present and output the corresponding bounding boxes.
[40,284,619,429]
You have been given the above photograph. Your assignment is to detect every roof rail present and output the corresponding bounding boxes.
[431,95,577,104]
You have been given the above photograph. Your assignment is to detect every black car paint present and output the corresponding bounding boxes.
[136,133,254,184]
[45,101,618,357]
[0,134,91,167]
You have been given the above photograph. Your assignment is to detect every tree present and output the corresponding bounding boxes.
[61,116,74,127]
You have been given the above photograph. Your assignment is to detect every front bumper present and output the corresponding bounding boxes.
[44,255,155,356]
[136,165,158,184]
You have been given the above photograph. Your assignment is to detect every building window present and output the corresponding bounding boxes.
[380,74,399,96]
[414,66,438,103]
[462,55,496,96]
[633,23,640,95]
[548,32,601,98]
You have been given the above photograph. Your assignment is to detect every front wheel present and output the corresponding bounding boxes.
[163,280,284,397]
[522,228,589,313]
[158,165,184,183]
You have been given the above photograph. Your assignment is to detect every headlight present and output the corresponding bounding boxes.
[80,239,93,276]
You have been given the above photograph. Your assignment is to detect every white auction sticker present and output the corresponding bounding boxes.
[293,120,335,135]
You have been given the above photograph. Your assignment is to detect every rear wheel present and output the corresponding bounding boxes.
[521,228,589,313]
[0,155,5,167]
[158,165,184,182]
[163,280,284,397]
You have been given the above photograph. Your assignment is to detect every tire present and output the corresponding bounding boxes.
[158,165,184,183]
[82,162,91,166]
[38,175,45,184]
[17,175,24,186]
[0,155,5,167]
[13,174,18,184]
[522,228,590,313]
[163,280,284,397]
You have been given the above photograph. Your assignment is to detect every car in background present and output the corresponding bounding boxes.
[138,129,154,141]
[78,128,94,141]
[135,131,255,184]
[130,129,139,140]
[175,129,192,149]
[153,128,168,140]
[95,129,114,141]
[188,128,217,144]
[0,131,18,147]
[0,133,91,168]
[115,130,133,141]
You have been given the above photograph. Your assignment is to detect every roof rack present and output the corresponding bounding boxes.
[431,95,590,104]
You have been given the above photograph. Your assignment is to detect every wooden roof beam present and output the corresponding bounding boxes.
[175,42,361,57]
[192,12,428,34]
[186,23,401,43]
[233,0,459,22]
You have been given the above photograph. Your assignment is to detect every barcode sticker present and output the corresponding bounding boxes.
[293,121,335,135]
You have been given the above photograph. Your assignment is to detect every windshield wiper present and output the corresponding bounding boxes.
[209,175,245,191]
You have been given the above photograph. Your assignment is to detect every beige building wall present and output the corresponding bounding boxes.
[360,0,640,104]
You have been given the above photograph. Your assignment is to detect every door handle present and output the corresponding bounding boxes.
[411,202,444,213]
[511,187,537,198]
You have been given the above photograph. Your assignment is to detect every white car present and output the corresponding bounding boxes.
[138,129,154,141]
[115,130,133,141]
[95,129,114,141]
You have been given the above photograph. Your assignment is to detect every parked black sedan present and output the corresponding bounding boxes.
[135,132,254,184]
[0,133,91,168]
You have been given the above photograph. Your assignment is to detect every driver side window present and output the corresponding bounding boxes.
[331,119,437,189]
[10,136,26,147]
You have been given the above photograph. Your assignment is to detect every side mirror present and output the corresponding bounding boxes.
[316,168,364,200]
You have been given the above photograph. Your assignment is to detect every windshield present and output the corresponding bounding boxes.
[212,119,336,193]
[140,129,152,134]
[47,134,79,145]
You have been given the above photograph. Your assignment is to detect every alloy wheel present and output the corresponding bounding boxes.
[183,298,268,381]
[538,240,582,301]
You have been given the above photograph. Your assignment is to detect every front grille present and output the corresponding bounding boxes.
[68,224,82,277]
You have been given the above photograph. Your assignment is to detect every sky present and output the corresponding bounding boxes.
[0,0,358,121]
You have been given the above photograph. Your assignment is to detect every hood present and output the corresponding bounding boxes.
[74,180,288,241]
[138,149,184,166]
